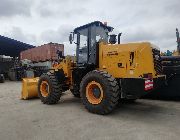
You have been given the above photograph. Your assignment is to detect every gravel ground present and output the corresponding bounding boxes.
[0,81,180,140]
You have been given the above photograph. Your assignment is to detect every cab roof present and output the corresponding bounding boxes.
[74,21,114,33]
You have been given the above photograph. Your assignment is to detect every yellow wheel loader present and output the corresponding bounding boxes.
[146,28,180,99]
[22,21,166,114]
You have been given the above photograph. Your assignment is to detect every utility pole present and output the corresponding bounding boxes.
[176,28,180,54]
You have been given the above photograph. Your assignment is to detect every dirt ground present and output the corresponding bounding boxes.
[0,81,180,140]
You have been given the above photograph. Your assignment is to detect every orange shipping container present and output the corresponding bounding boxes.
[20,43,64,62]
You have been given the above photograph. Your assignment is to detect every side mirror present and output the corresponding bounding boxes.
[69,33,73,44]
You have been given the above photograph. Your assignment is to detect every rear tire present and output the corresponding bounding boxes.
[80,70,120,115]
[38,72,62,104]
[70,89,81,98]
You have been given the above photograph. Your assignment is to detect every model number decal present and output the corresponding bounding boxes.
[107,51,118,56]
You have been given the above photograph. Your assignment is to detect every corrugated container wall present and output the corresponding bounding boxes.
[20,43,64,62]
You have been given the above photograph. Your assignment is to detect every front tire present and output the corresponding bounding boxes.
[80,70,120,115]
[38,72,62,104]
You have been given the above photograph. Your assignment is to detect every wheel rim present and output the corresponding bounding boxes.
[86,81,104,105]
[40,81,49,97]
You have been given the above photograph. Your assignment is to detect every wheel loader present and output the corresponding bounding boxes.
[22,21,166,114]
[145,28,180,99]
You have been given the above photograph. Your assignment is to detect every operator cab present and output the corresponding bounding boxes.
[69,21,114,66]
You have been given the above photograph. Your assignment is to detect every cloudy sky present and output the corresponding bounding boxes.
[0,0,179,55]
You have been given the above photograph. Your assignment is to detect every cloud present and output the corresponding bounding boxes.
[3,27,37,45]
[40,24,77,55]
[0,0,179,55]
[0,0,33,17]
[35,0,89,19]
[40,24,74,43]
[109,0,180,51]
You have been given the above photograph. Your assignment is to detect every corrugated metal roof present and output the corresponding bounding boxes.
[0,35,35,57]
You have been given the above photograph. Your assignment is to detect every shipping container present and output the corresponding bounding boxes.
[20,43,64,62]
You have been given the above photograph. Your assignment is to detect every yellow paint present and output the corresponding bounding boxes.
[53,56,75,85]
[173,51,180,56]
[98,42,160,78]
[52,42,163,85]
[21,78,39,100]
[40,81,49,97]
[86,81,104,105]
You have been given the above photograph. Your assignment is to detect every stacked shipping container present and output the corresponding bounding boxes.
[20,43,64,62]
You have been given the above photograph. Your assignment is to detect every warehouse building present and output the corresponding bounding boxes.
[0,35,35,79]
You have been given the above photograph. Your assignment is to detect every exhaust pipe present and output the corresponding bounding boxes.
[176,28,180,54]
[118,33,122,44]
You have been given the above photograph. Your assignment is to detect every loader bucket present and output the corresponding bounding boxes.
[21,78,39,100]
